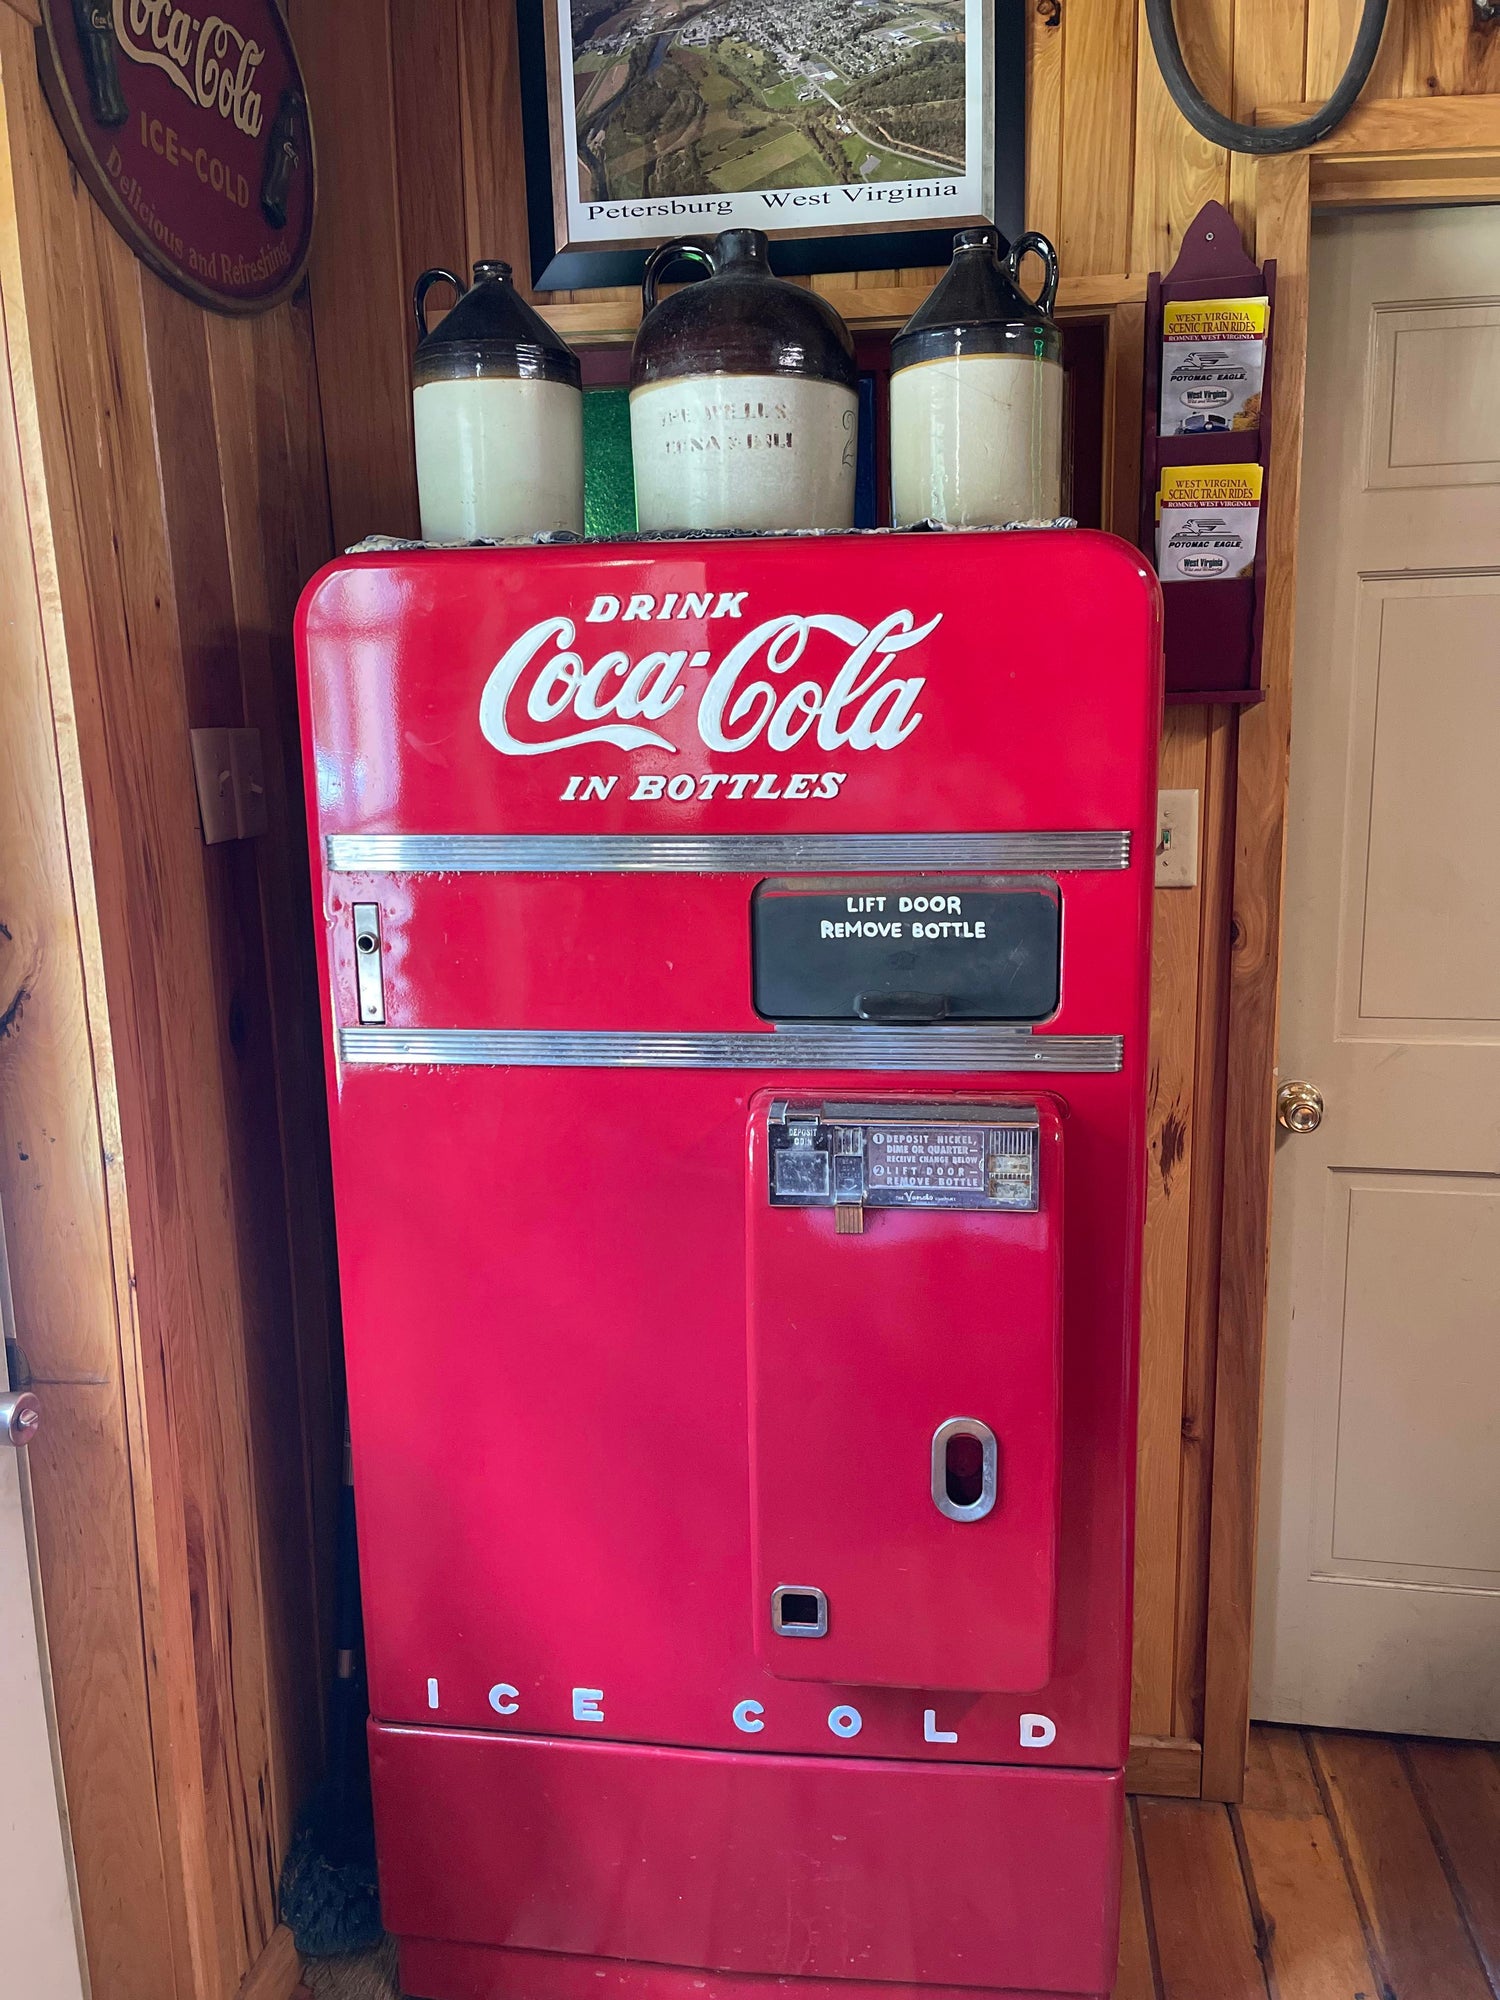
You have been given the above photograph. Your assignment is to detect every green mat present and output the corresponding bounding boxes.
[583,387,637,539]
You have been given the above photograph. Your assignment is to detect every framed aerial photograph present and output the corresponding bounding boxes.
[517,0,1023,291]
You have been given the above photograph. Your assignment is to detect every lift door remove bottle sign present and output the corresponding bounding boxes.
[296,528,1161,2000]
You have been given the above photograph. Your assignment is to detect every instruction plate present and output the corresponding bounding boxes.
[866,1126,988,1196]
[752,877,1061,1023]
[768,1104,1039,1213]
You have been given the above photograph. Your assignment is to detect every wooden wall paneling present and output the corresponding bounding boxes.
[1025,0,1064,243]
[208,300,342,1708]
[1305,0,1406,100]
[456,0,536,284]
[1227,0,1310,225]
[1172,704,1236,1742]
[295,0,415,545]
[271,294,340,595]
[1057,0,1136,276]
[1264,91,1500,148]
[1132,708,1208,1738]
[1,9,342,1989]
[0,43,183,1998]
[3,29,223,1984]
[241,286,343,1701]
[1399,0,1500,96]
[0,204,116,1391]
[537,275,1147,349]
[392,0,468,321]
[1128,0,1230,275]
[1304,0,1358,97]
[1312,150,1500,205]
[23,1392,185,1987]
[1103,302,1145,538]
[86,206,280,1997]
[1200,148,1311,1805]
[187,302,337,1856]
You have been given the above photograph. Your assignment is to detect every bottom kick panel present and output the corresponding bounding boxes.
[399,1940,1109,2000]
[372,1725,1122,1998]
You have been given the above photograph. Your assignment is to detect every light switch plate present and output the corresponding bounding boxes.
[190,727,268,844]
[1156,789,1199,889]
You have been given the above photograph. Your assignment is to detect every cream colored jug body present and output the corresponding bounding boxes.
[411,259,583,543]
[630,373,856,534]
[891,352,1063,527]
[415,377,583,542]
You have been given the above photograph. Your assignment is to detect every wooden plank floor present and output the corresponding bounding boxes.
[1129,1726,1500,2000]
[301,1727,1500,1999]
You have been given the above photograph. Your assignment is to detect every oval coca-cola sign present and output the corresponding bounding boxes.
[38,1,314,314]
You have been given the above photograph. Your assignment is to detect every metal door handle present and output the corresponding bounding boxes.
[1276,1080,1324,1134]
[932,1417,998,1521]
[0,1390,39,1446]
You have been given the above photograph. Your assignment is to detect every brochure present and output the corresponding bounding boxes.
[1160,296,1268,435]
[1156,464,1263,580]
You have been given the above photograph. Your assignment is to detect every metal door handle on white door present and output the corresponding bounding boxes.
[1276,1081,1324,1134]
[0,1391,39,1446]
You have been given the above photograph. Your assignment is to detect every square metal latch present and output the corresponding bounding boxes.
[190,727,268,844]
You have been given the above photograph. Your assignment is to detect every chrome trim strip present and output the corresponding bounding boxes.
[337,1027,1125,1073]
[325,831,1132,875]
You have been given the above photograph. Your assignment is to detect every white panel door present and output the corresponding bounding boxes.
[0,1204,87,1998]
[1254,205,1500,1736]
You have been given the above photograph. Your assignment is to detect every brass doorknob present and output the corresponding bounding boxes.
[1276,1080,1324,1134]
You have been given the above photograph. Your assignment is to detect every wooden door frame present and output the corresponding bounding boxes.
[1201,94,1500,1801]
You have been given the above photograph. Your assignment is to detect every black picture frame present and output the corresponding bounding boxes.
[517,0,1026,293]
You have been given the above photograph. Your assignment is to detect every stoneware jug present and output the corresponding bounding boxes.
[889,227,1064,528]
[412,260,583,543]
[629,229,857,534]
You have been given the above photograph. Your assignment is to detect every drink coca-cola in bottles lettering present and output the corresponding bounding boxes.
[480,588,933,792]
[298,533,1158,842]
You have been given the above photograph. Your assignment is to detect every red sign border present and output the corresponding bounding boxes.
[35,4,317,317]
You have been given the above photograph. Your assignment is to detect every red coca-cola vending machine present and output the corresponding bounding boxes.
[296,529,1161,2000]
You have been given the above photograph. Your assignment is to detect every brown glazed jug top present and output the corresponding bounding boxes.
[412,260,581,389]
[631,229,856,392]
[891,227,1063,373]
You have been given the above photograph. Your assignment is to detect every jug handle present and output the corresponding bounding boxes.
[413,267,465,342]
[1002,232,1059,317]
[643,238,716,315]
